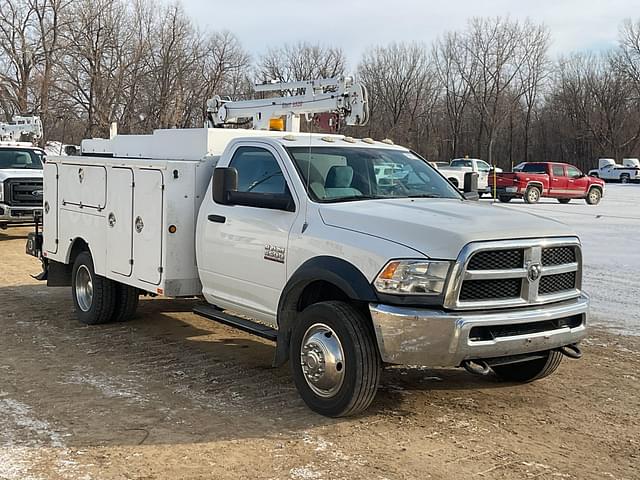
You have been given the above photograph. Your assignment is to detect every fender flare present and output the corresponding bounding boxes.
[273,256,378,366]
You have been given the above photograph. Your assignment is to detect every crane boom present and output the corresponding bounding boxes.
[206,76,369,132]
[0,115,43,142]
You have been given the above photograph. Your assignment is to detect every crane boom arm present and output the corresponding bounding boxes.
[206,76,369,132]
[0,116,43,141]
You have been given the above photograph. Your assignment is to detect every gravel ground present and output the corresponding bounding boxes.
[1,185,639,480]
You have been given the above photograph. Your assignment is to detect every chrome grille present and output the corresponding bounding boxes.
[445,238,582,310]
[467,249,523,270]
[539,271,576,295]
[541,247,576,266]
[460,279,521,300]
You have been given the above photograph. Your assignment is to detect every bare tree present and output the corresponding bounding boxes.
[257,42,345,83]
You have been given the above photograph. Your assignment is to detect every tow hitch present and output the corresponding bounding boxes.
[558,343,582,359]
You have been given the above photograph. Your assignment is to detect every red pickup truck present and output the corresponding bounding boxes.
[489,162,605,205]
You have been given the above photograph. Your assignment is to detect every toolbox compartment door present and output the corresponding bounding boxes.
[43,163,58,254]
[133,169,164,285]
[59,164,107,210]
[107,167,134,276]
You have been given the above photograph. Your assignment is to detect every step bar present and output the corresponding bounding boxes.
[192,304,277,342]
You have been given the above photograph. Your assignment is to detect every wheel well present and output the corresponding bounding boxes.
[448,177,459,187]
[588,185,602,192]
[297,280,351,312]
[526,182,543,191]
[68,238,90,265]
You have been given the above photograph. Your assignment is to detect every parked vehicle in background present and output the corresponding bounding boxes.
[588,158,640,183]
[0,116,44,229]
[490,162,605,205]
[439,158,501,195]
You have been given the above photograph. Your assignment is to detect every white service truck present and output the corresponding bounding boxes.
[0,116,45,229]
[28,78,588,417]
[438,158,502,195]
[588,158,640,183]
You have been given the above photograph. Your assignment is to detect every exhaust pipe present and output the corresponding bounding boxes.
[462,359,492,376]
[558,343,582,359]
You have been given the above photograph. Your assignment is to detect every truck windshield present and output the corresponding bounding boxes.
[286,146,461,203]
[0,148,44,170]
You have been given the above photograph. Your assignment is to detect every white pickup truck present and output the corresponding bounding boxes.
[438,158,501,195]
[0,142,45,229]
[588,158,640,183]
[26,79,588,417]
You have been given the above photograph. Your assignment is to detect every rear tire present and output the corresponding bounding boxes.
[524,186,541,204]
[620,174,630,184]
[72,251,116,325]
[557,198,571,204]
[290,301,381,417]
[585,187,602,205]
[492,350,563,382]
[112,283,139,322]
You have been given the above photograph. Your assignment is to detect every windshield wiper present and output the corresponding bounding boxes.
[326,195,384,203]
[407,193,443,198]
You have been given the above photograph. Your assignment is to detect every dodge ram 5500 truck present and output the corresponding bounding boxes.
[27,79,588,417]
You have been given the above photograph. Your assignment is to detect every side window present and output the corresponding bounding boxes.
[229,146,286,194]
[476,161,491,172]
[567,166,582,178]
[552,165,565,177]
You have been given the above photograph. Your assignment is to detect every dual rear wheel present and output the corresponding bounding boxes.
[72,251,139,325]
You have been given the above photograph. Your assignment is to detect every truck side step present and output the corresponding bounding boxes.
[193,304,277,342]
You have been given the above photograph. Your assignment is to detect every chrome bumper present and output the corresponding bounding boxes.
[0,204,42,222]
[369,294,589,367]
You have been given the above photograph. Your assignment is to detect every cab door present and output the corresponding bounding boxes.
[567,165,589,197]
[549,164,568,196]
[196,144,299,326]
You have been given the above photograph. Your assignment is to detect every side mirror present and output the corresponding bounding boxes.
[463,172,479,200]
[212,167,238,204]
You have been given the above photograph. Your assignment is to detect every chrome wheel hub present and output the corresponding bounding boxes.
[300,323,345,398]
[75,265,93,312]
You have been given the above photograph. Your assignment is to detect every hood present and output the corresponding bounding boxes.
[319,198,575,260]
[0,169,43,182]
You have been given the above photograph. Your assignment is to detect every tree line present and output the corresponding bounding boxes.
[2,0,640,171]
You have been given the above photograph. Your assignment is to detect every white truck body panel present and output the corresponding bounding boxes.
[438,158,494,192]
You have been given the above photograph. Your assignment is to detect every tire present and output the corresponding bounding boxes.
[585,187,602,205]
[71,251,116,325]
[620,174,630,184]
[112,283,139,322]
[448,178,459,189]
[557,198,571,204]
[524,186,541,204]
[492,350,563,383]
[498,195,512,203]
[289,301,381,417]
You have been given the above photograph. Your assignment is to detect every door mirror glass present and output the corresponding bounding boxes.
[212,167,238,204]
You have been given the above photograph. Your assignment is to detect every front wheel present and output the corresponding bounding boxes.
[498,195,512,203]
[586,187,602,205]
[290,301,381,417]
[492,350,563,382]
[524,186,541,204]
[558,198,571,204]
[72,251,116,325]
[620,174,630,184]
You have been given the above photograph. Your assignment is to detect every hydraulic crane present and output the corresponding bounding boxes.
[206,76,369,132]
[0,115,43,142]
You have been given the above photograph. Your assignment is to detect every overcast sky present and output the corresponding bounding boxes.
[183,0,637,67]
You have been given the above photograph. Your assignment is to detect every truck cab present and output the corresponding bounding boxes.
[0,142,45,229]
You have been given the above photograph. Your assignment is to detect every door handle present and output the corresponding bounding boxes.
[208,214,226,223]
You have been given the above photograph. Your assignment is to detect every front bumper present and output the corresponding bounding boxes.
[369,294,589,367]
[0,204,42,224]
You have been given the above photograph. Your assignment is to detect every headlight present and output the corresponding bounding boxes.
[374,260,451,295]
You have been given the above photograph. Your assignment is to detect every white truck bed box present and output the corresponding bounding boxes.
[44,154,215,297]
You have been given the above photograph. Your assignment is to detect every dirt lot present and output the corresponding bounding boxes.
[1,226,639,480]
